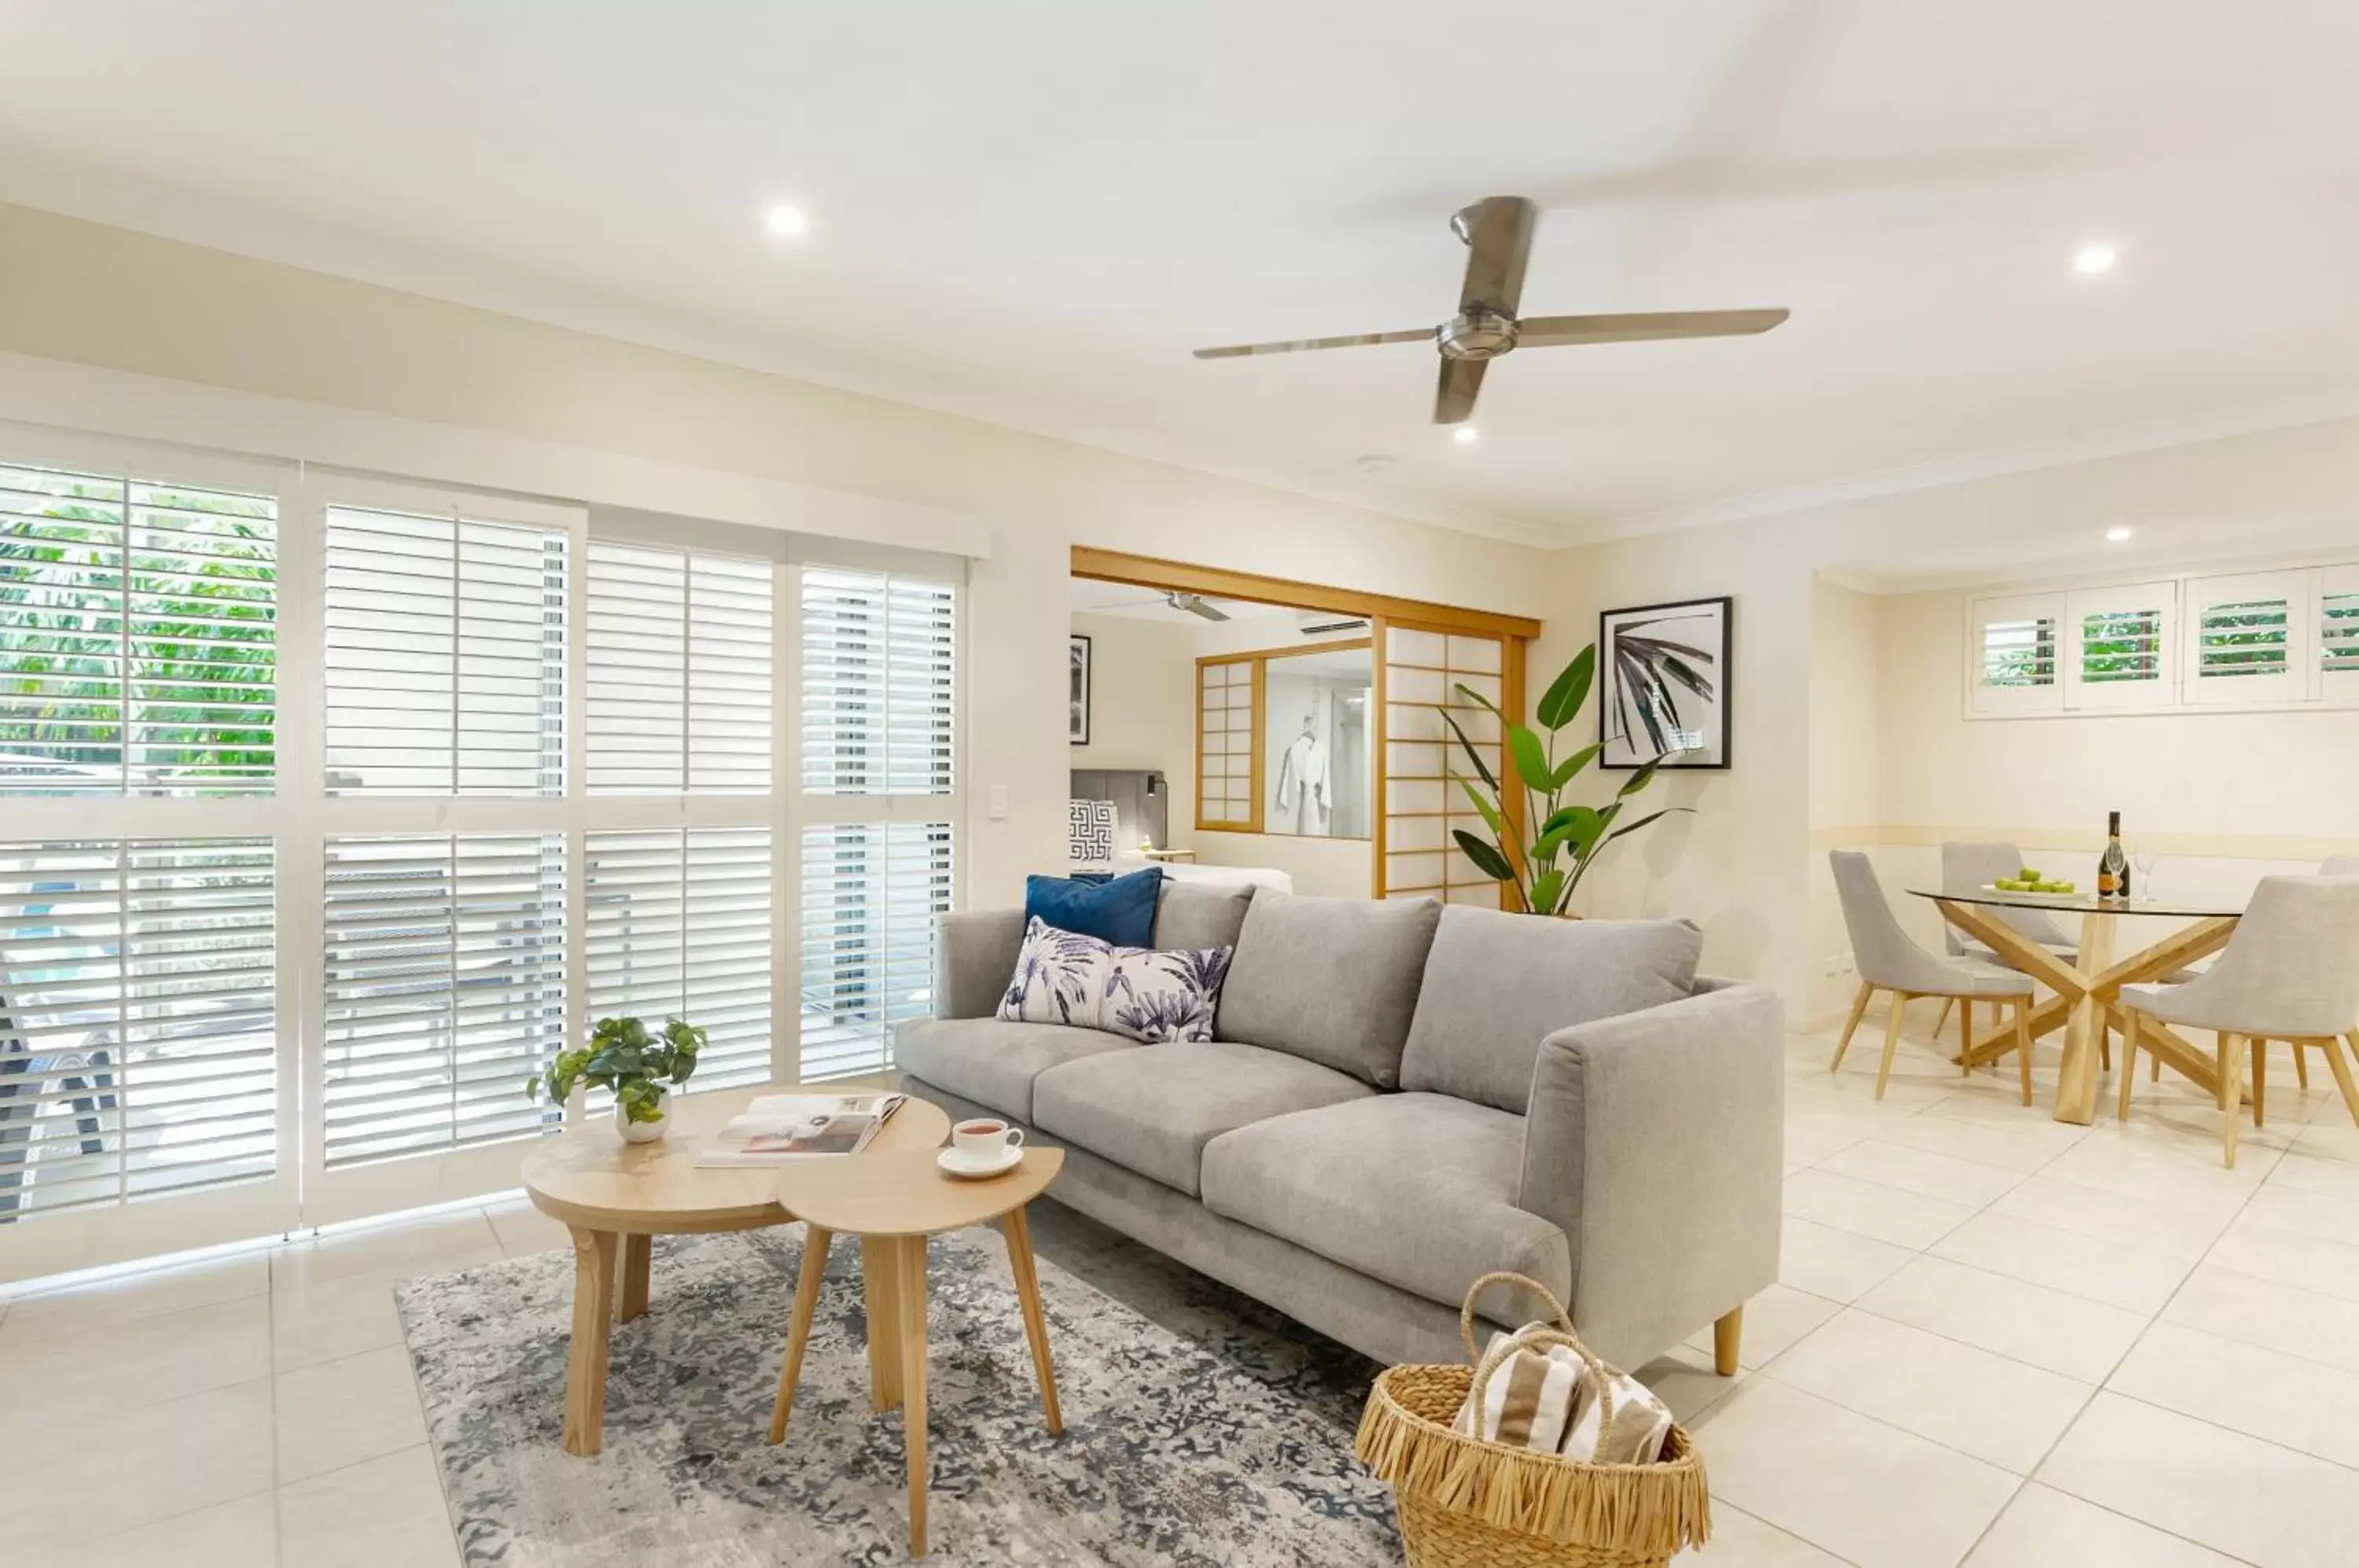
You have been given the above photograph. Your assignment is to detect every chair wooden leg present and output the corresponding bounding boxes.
[1875,991,1910,1100]
[2015,995,2033,1106]
[1959,997,1974,1077]
[2295,1039,2310,1091]
[1931,996,1954,1043]
[2218,1032,2243,1169]
[2251,1037,2268,1129]
[2118,1010,2140,1122]
[1830,982,1874,1072]
[2327,1034,2359,1130]
[1713,1306,1743,1376]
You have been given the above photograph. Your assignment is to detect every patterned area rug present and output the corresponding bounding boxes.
[396,1220,1404,1565]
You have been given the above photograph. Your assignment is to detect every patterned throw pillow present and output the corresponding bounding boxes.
[998,916,1231,1043]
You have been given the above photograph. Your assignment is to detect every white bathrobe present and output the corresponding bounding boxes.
[1275,734,1327,834]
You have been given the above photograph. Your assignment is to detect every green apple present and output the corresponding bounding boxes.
[2018,867,2041,882]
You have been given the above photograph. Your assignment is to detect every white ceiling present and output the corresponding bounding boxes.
[5,2,2359,549]
[1067,580,1285,624]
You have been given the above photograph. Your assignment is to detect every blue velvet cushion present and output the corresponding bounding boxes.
[1025,867,1162,948]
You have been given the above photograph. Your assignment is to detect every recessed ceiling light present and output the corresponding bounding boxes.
[1452,427,1478,445]
[2073,242,2116,276]
[764,204,811,239]
[2106,525,2134,542]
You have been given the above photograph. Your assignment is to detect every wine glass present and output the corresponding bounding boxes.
[2133,847,2158,904]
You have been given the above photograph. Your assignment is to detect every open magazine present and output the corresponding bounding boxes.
[696,1092,908,1167]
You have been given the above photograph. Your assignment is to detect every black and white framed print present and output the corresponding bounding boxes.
[1599,596,1732,769]
[1069,633,1093,745]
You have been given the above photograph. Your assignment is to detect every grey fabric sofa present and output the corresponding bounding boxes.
[896,882,1784,1373]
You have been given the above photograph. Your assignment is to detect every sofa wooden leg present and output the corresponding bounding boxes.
[1713,1306,1743,1376]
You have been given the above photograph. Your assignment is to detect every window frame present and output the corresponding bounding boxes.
[2063,580,2177,711]
[2183,568,2310,709]
[1967,592,2065,716]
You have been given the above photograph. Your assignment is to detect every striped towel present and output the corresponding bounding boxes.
[1562,1367,1673,1466]
[1454,1327,1586,1452]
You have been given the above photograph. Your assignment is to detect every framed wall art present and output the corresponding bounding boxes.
[1599,596,1732,769]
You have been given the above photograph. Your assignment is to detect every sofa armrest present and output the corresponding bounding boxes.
[1519,982,1785,1370]
[933,908,1029,1020]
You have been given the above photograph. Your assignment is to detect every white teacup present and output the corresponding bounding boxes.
[951,1117,1024,1163]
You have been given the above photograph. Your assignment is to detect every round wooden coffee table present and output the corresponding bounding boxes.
[521,1083,951,1456]
[768,1146,1066,1558]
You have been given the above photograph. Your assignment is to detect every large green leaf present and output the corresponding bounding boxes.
[1440,708,1496,793]
[1550,740,1604,792]
[1452,829,1516,883]
[1456,776,1507,845]
[1603,807,1686,845]
[1535,644,1596,731]
[1551,804,1606,859]
[1452,682,1505,721]
[1617,755,1666,799]
[1507,724,1552,793]
[1529,867,1566,915]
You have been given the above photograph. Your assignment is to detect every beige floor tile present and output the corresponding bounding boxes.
[1963,1482,2244,1566]
[278,1445,461,1568]
[1681,1283,1841,1371]
[2204,1213,2359,1304]
[272,1209,504,1297]
[2040,1132,2276,1209]
[1675,1500,1851,1564]
[2110,1320,2359,1471]
[2038,1390,2359,1567]
[2286,1114,2359,1163]
[274,1268,407,1372]
[484,1195,573,1257]
[1857,1254,2149,1384]
[1636,1345,1750,1424]
[2264,1150,2359,1202]
[1930,1211,2193,1314]
[277,1343,431,1484]
[2236,1182,2359,1250]
[50,1490,277,1568]
[1690,1378,2020,1568]
[0,1294,270,1430]
[2162,1264,2359,1377]
[1783,1167,1981,1250]
[1988,1172,2243,1261]
[0,1251,268,1342]
[0,1377,274,1552]
[1783,1106,1890,1167]
[1779,1215,1916,1303]
[1871,1109,2088,1174]
[1819,1138,2032,1206]
[1764,1309,2093,1474]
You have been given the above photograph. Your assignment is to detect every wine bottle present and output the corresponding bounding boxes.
[2098,811,2129,902]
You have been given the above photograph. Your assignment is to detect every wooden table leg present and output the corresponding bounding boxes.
[897,1234,931,1558]
[2052,911,2118,1125]
[769,1224,832,1445]
[2328,1033,2359,1129]
[1002,1204,1062,1434]
[618,1232,652,1323]
[863,1234,903,1412]
[561,1228,619,1457]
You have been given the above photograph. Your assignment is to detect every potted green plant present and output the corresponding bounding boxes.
[528,1015,705,1144]
[1444,643,1687,917]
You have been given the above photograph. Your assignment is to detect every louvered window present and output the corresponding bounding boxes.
[2062,583,2174,710]
[1982,617,2057,687]
[586,543,772,793]
[2321,581,2359,679]
[0,838,275,1217]
[2078,609,2164,682]
[797,823,951,1079]
[324,506,567,795]
[1969,594,2063,714]
[800,568,955,795]
[319,833,565,1166]
[2186,571,2303,704]
[1,460,276,795]
[585,828,774,1091]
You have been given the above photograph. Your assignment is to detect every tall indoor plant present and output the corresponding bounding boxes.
[528,1014,705,1143]
[1444,643,1686,916]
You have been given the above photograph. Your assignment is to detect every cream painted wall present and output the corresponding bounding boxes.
[1068,610,1198,850]
[0,203,1549,904]
[1806,578,1882,1021]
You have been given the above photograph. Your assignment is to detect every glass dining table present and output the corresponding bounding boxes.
[1906,882,2249,1125]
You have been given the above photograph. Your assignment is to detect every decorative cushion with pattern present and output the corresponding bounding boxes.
[1068,797,1117,863]
[998,915,1233,1043]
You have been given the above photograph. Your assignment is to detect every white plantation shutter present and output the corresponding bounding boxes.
[2064,582,2175,710]
[324,506,567,794]
[0,838,276,1217]
[1,461,277,795]
[319,833,566,1165]
[800,567,955,796]
[1968,594,2063,715]
[797,822,952,1078]
[584,827,775,1090]
[2322,566,2359,698]
[585,543,772,793]
[2186,570,2304,705]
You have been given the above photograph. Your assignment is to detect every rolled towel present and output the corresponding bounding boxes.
[1562,1367,1674,1466]
[1455,1326,1586,1453]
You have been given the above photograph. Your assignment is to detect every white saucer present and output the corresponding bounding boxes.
[937,1145,1023,1180]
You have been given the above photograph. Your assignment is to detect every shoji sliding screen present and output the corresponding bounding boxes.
[1377,621,1523,907]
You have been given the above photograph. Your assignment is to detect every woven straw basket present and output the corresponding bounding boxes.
[1354,1272,1710,1568]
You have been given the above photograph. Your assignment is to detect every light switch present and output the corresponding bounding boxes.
[986,785,1010,820]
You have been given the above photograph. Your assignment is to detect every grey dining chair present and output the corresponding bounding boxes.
[1828,851,2036,1102]
[2322,856,2359,878]
[1934,842,2081,1043]
[2118,875,2359,1168]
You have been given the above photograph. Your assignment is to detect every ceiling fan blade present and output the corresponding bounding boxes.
[1433,357,1487,425]
[1168,592,1232,622]
[1193,327,1436,360]
[1452,196,1540,317]
[1514,308,1790,348]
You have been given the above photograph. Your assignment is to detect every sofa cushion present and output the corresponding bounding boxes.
[1025,867,1162,948]
[893,1017,1138,1124]
[1200,1093,1570,1311]
[1214,892,1441,1087]
[1031,1040,1375,1196]
[1152,879,1257,951]
[1400,908,1703,1114]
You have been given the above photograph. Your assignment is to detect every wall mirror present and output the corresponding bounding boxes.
[1198,639,1373,839]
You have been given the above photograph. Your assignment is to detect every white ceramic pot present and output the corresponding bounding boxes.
[614,1088,670,1144]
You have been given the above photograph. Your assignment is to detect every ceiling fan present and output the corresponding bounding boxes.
[1193,196,1790,425]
